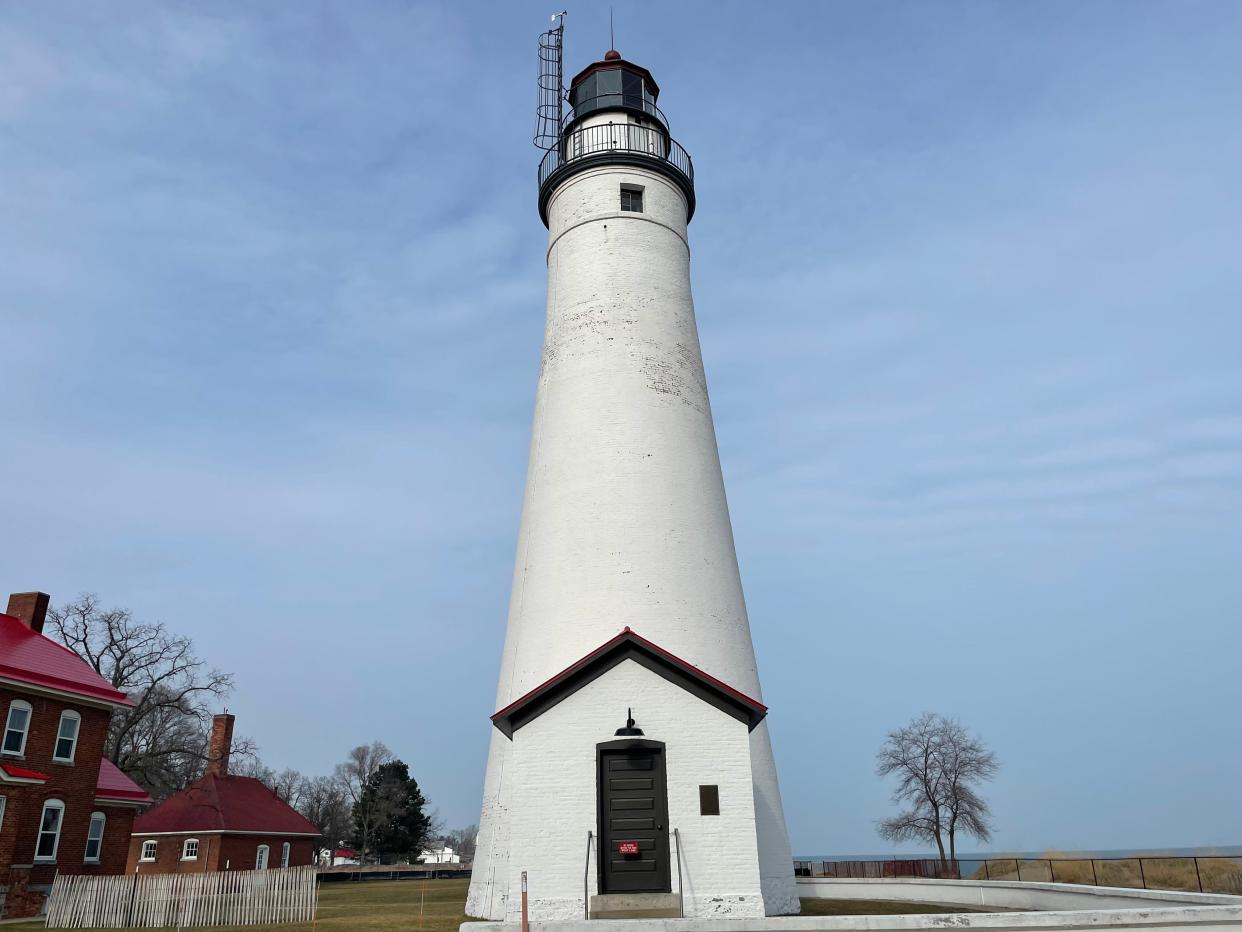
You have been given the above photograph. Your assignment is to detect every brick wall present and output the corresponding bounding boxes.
[0,685,135,918]
[126,833,316,874]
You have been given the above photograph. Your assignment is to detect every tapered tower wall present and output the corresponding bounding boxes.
[467,159,798,919]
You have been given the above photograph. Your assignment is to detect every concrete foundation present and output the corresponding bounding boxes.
[462,877,1242,932]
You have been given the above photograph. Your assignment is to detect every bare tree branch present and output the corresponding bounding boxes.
[875,712,999,868]
[47,593,236,799]
[334,741,394,863]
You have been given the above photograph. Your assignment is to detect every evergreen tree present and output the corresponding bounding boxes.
[352,759,432,863]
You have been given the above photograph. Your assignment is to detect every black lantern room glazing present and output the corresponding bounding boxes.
[566,55,665,131]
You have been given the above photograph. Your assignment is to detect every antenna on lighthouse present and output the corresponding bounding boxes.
[534,12,567,151]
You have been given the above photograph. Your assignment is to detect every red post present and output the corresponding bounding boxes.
[521,871,529,932]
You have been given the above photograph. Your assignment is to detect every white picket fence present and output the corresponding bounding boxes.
[45,864,318,928]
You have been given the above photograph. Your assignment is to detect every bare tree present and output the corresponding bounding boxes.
[445,824,479,862]
[937,717,999,862]
[334,741,394,863]
[299,775,353,850]
[230,759,307,807]
[47,593,242,798]
[875,712,998,867]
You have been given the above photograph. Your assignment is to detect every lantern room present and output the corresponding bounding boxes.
[537,49,694,226]
[566,50,664,130]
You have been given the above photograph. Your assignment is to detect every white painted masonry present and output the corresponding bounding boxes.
[467,52,797,922]
[506,660,763,921]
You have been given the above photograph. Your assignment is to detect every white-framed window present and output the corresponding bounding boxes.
[140,839,158,861]
[84,811,106,863]
[34,799,65,862]
[3,700,32,756]
[0,796,6,833]
[280,841,290,868]
[182,838,199,861]
[53,710,81,763]
[255,844,269,870]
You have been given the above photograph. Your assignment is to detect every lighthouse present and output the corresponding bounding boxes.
[466,22,798,922]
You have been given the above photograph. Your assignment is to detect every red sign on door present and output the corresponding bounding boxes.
[618,841,640,856]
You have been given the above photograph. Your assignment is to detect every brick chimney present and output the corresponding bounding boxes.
[6,592,50,634]
[206,713,235,777]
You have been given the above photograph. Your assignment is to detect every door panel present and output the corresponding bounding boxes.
[598,746,670,894]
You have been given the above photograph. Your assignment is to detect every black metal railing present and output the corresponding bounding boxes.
[538,122,693,194]
[793,856,1242,896]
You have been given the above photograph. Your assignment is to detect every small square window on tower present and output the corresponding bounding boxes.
[699,784,720,816]
[620,185,644,213]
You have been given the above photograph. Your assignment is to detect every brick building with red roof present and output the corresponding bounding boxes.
[0,592,152,920]
[127,714,320,874]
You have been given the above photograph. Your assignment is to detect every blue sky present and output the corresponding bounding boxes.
[2,1,1240,855]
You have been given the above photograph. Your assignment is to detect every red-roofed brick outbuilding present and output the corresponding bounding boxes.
[127,715,320,874]
[0,592,151,919]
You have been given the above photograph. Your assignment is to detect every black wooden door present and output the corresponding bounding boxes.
[598,744,670,894]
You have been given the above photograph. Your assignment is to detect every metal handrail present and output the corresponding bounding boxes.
[673,828,685,917]
[583,831,594,919]
[538,122,693,192]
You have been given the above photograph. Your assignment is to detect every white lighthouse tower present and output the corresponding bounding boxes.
[466,22,798,922]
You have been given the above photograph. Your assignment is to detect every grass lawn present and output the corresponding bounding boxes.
[229,877,470,932]
[11,878,982,930]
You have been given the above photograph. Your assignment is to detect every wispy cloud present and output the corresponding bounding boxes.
[2,1,1240,853]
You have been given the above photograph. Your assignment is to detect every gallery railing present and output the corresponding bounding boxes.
[793,856,1242,895]
[538,123,694,194]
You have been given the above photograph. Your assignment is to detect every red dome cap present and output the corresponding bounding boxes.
[603,49,621,61]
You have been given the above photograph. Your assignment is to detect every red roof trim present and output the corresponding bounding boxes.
[491,628,767,737]
[1,763,50,782]
[625,628,767,712]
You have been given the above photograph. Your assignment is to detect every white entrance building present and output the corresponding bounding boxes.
[466,26,798,923]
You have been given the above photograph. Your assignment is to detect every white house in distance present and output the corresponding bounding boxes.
[466,22,797,924]
[418,845,461,865]
[321,848,359,867]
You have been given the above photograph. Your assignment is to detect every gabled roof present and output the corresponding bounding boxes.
[133,774,320,836]
[96,758,153,805]
[0,613,132,707]
[491,627,767,739]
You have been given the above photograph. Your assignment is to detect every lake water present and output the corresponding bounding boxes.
[794,846,1242,861]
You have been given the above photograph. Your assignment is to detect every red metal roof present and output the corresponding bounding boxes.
[0,613,132,707]
[96,758,153,804]
[133,774,320,836]
[0,763,50,782]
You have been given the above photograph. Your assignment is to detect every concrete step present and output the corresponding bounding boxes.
[589,893,683,919]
